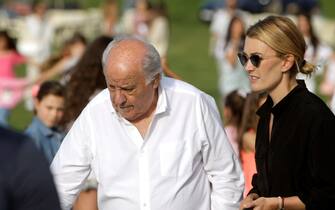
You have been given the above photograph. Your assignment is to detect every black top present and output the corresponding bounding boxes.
[0,126,61,210]
[249,81,335,210]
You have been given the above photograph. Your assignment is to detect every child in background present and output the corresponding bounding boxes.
[0,30,27,126]
[223,90,246,156]
[35,32,87,85]
[25,80,66,165]
[27,33,87,100]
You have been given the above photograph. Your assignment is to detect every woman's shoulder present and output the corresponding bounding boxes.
[297,90,335,121]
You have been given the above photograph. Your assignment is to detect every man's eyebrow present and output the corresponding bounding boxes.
[109,83,136,88]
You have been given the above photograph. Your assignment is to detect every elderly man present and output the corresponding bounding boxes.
[51,36,244,210]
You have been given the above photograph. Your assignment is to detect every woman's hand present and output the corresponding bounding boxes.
[241,195,280,210]
[239,193,259,210]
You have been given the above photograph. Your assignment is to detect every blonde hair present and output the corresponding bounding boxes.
[246,15,316,76]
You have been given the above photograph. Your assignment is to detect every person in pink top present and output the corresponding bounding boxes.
[223,90,246,156]
[0,30,27,126]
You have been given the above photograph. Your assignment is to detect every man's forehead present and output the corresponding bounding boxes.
[105,60,144,78]
[108,74,137,85]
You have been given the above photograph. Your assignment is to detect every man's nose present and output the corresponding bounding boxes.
[113,90,126,105]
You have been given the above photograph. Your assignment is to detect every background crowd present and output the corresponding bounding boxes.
[1,0,335,209]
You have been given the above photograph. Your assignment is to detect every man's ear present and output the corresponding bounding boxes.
[281,54,295,73]
[153,74,161,88]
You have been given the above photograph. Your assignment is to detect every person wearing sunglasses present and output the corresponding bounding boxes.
[238,15,335,210]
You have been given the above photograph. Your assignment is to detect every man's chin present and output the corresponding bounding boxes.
[121,113,142,123]
[117,111,134,120]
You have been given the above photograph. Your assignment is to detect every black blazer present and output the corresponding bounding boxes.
[0,126,61,210]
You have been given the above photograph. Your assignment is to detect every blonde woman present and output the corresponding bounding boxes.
[238,16,335,210]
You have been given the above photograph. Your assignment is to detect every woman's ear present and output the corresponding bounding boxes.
[281,54,295,73]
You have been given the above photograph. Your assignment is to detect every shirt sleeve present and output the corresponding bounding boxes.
[11,139,61,210]
[198,93,244,210]
[298,111,335,210]
[50,111,93,210]
[248,174,260,196]
[24,126,41,149]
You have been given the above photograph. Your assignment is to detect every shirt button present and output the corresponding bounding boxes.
[143,203,147,207]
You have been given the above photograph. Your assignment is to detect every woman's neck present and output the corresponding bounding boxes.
[269,75,298,106]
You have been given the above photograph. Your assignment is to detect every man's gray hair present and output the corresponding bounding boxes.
[102,35,162,83]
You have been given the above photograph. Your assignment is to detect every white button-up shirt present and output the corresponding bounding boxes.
[51,77,244,210]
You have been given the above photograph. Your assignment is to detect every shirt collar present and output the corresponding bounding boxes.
[32,117,55,137]
[257,80,307,117]
[154,83,168,115]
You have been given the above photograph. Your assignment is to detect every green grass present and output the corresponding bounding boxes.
[9,102,33,130]
[9,65,32,131]
[320,0,335,19]
[167,0,218,98]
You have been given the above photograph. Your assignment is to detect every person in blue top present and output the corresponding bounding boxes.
[25,80,66,164]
